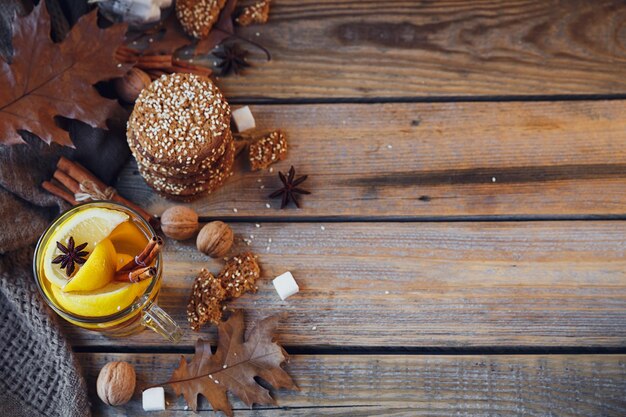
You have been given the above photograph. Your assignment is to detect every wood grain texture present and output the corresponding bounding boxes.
[211,0,626,99]
[64,221,626,348]
[80,353,626,416]
[115,101,626,219]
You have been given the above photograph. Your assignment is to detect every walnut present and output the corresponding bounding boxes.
[196,221,234,258]
[114,68,151,103]
[161,206,199,240]
[96,361,136,406]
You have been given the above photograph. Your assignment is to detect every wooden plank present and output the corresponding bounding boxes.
[212,0,626,99]
[115,101,626,219]
[64,221,626,348]
[79,353,626,416]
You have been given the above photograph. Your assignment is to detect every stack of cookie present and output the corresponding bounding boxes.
[127,73,235,200]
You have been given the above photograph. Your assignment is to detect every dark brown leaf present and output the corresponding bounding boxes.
[164,310,296,416]
[0,3,130,146]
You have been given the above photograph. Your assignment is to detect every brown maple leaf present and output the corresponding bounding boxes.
[160,310,296,416]
[0,3,130,146]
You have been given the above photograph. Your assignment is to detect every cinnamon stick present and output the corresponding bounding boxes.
[56,157,155,225]
[139,238,163,267]
[119,236,160,272]
[42,181,78,205]
[52,169,80,194]
[115,266,156,283]
[171,65,213,77]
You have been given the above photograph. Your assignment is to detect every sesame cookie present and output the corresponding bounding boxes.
[139,139,235,199]
[249,130,287,171]
[217,252,260,299]
[176,0,227,39]
[187,269,226,330]
[128,73,231,172]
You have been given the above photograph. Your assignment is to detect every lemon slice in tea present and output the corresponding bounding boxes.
[62,239,117,293]
[43,207,128,289]
[50,279,152,317]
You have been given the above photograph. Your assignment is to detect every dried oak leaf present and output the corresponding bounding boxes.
[165,310,296,416]
[0,3,130,146]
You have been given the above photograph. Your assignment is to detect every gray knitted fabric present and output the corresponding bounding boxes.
[0,1,124,416]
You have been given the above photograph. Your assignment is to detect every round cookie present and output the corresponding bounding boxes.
[128,73,231,173]
[176,0,227,39]
[129,127,230,179]
[140,140,235,198]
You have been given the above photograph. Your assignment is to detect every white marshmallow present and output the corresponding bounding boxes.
[273,271,299,300]
[232,106,256,133]
[142,387,165,411]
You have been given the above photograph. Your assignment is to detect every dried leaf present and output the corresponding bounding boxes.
[0,3,130,146]
[165,310,296,416]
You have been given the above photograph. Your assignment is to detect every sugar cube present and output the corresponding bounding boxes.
[273,271,299,300]
[232,106,256,133]
[142,387,165,411]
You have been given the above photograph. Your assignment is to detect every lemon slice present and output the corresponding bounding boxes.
[115,253,134,272]
[50,279,152,317]
[62,239,117,293]
[43,207,128,289]
[109,221,148,255]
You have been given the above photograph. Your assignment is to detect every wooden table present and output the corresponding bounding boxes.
[75,1,626,415]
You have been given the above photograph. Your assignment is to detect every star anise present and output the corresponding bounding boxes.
[214,43,251,76]
[52,237,89,277]
[268,166,311,209]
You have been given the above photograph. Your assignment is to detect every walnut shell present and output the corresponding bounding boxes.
[197,221,234,258]
[96,361,136,406]
[161,206,199,240]
[115,68,151,103]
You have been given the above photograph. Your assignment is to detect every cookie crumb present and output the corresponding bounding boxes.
[249,130,288,171]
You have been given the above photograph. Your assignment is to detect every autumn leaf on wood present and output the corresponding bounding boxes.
[129,0,237,58]
[0,3,131,146]
[161,310,297,416]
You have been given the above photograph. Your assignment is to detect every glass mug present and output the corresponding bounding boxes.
[34,201,182,342]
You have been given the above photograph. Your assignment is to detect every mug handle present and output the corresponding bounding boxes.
[140,297,183,343]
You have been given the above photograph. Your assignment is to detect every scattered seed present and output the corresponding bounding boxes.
[320,226,325,231]
[233,208,238,213]
[387,144,393,149]
[255,224,261,228]
[492,177,497,182]
[266,203,271,208]
[312,326,317,331]
[268,238,272,243]
[385,290,390,295]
